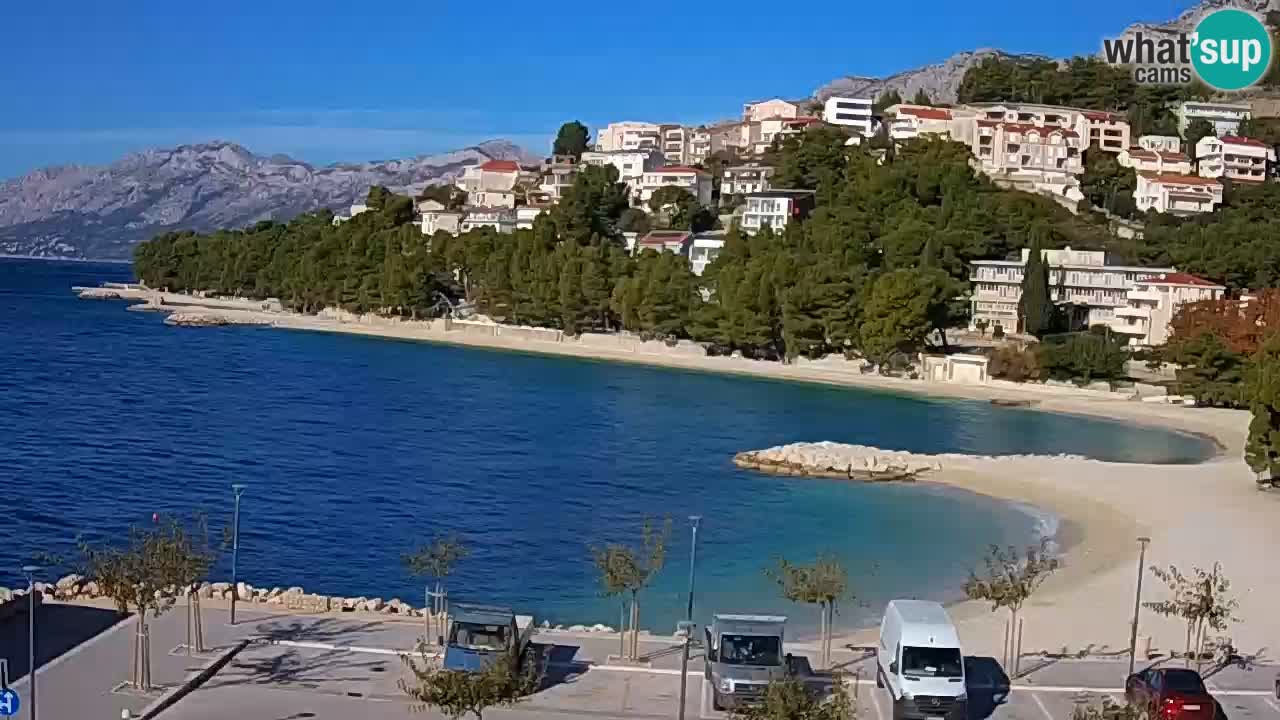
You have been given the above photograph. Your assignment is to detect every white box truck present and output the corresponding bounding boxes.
[877,599,967,720]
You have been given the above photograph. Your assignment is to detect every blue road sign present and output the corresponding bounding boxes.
[0,688,18,717]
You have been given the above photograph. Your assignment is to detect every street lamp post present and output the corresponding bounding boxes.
[677,516,702,720]
[230,484,247,626]
[23,564,40,720]
[1127,536,1152,676]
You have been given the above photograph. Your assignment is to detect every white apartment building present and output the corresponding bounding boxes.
[969,247,1174,334]
[1118,146,1192,175]
[1138,135,1182,153]
[660,124,691,165]
[823,96,874,135]
[516,205,547,230]
[1135,172,1224,214]
[690,122,745,164]
[636,166,713,206]
[972,120,1085,202]
[687,231,725,276]
[962,104,1130,153]
[418,200,463,236]
[743,98,801,123]
[595,121,662,152]
[468,190,515,208]
[540,155,579,200]
[1177,101,1251,137]
[887,105,955,141]
[460,207,516,234]
[1195,135,1274,184]
[1110,272,1225,347]
[740,190,815,235]
[580,149,666,187]
[721,164,775,196]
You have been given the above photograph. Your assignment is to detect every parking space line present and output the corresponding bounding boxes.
[1263,696,1280,714]
[868,684,884,720]
[1032,693,1055,720]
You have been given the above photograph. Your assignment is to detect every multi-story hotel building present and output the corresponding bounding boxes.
[1195,135,1274,184]
[1109,272,1225,347]
[968,247,1174,334]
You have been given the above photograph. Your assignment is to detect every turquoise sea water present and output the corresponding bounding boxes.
[0,259,1213,634]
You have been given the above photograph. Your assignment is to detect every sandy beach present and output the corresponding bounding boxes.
[89,289,1280,662]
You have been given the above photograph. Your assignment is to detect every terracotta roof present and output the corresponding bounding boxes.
[1125,147,1157,159]
[651,166,708,175]
[638,230,692,245]
[900,106,952,120]
[783,116,823,126]
[1083,111,1124,122]
[1139,172,1221,187]
[1221,135,1269,148]
[1143,272,1223,288]
[1158,151,1190,162]
[479,160,520,172]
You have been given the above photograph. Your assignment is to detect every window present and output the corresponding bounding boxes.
[719,635,782,666]
[901,647,963,678]
[450,623,508,651]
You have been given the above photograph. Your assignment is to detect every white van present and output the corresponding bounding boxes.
[877,600,967,720]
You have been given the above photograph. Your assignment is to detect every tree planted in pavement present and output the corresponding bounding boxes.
[403,534,470,643]
[963,538,1060,674]
[401,642,542,720]
[1144,562,1238,670]
[590,516,672,661]
[767,553,850,669]
[729,675,854,720]
[77,513,217,690]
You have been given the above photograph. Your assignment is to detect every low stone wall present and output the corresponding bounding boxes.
[496,325,562,343]
[449,321,498,338]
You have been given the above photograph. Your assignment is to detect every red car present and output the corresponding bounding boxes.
[1125,667,1216,720]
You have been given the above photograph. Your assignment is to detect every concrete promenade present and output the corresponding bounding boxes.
[3,599,1278,720]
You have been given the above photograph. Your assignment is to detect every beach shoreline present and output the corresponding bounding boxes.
[82,287,1280,661]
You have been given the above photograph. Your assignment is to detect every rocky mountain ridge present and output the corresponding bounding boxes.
[0,139,537,260]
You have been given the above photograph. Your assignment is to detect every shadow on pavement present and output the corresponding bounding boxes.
[0,602,127,682]
[204,646,394,693]
[964,656,1011,720]
[250,618,399,646]
[531,642,586,688]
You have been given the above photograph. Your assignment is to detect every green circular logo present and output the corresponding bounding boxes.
[1192,9,1273,91]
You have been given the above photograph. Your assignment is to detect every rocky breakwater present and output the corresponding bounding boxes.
[733,441,943,481]
[164,311,269,328]
[77,287,122,300]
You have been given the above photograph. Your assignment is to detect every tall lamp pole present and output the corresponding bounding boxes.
[1127,536,1152,676]
[23,564,40,720]
[230,484,247,626]
[677,516,702,720]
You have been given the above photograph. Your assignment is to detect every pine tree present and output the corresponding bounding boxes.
[1018,238,1053,337]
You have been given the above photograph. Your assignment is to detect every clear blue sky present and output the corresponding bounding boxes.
[0,0,1194,179]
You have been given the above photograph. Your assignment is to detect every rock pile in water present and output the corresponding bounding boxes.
[733,441,943,481]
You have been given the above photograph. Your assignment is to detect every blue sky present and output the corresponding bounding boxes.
[0,0,1194,179]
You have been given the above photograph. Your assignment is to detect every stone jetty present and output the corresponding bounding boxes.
[77,288,122,300]
[733,441,943,481]
[164,311,269,328]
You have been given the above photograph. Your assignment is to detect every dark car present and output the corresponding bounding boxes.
[1125,668,1215,720]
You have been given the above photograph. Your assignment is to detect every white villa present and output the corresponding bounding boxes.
[1119,146,1192,175]
[1176,100,1251,137]
[1109,272,1226,347]
[721,164,775,196]
[636,166,713,206]
[1134,172,1223,215]
[740,190,815,235]
[1195,135,1274,184]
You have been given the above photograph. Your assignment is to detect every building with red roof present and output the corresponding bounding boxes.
[1195,135,1274,184]
[1113,272,1226,347]
[1135,171,1223,215]
[1119,146,1193,175]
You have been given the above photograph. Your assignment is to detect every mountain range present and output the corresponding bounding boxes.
[2,0,1276,261]
[0,140,537,260]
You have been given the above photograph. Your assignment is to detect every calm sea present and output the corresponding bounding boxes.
[0,259,1212,634]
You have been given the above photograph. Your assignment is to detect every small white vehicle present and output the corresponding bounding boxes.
[877,600,967,720]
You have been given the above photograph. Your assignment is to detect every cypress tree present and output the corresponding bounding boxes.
[1018,238,1052,337]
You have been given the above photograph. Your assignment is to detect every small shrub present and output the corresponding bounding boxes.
[988,345,1041,382]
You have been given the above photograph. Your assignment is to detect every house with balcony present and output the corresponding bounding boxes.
[1134,172,1223,215]
[687,231,725,276]
[635,230,691,255]
[660,125,691,165]
[721,164,775,197]
[580,148,666,189]
[1109,272,1225,347]
[1195,135,1274,184]
[971,120,1085,203]
[636,167,713,206]
[1118,146,1192,175]
[740,189,816,235]
[887,105,955,142]
[1177,101,1251,137]
[418,200,463,236]
[595,121,662,152]
[689,122,745,165]
[540,155,579,200]
[968,247,1174,334]
[743,98,801,123]
[1138,135,1182,153]
[962,103,1130,154]
[1081,111,1130,152]
[468,190,516,208]
[460,207,516,234]
[823,96,874,136]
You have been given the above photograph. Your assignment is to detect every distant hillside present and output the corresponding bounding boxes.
[0,140,538,260]
[812,0,1279,104]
